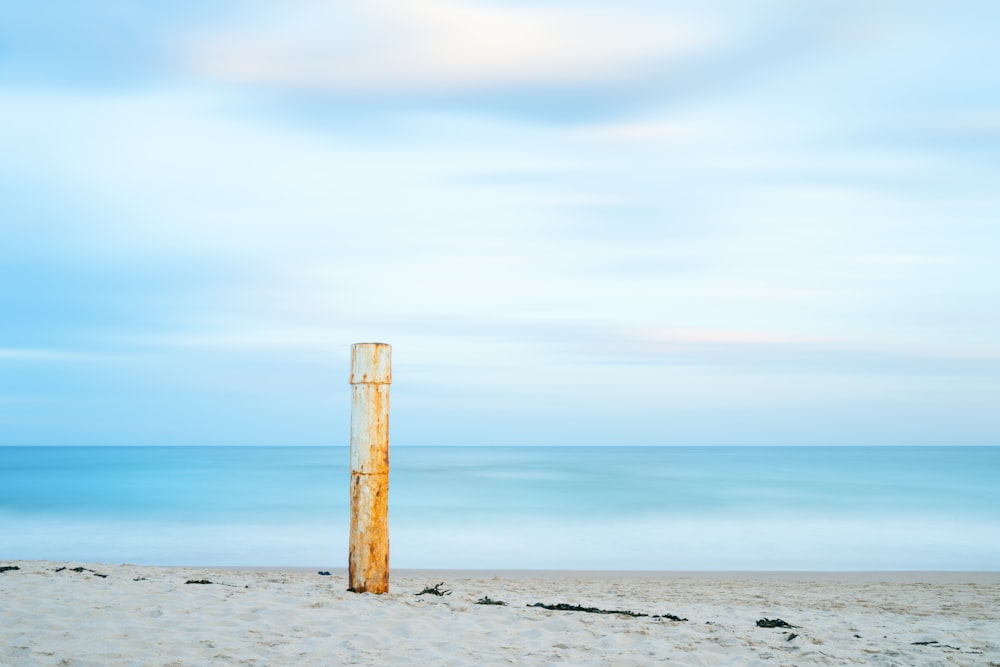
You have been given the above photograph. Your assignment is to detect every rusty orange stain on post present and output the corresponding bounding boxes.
[348,342,391,594]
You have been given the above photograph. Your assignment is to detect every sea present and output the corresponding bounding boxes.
[2,446,998,571]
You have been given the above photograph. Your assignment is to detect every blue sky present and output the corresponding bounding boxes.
[2,1,998,446]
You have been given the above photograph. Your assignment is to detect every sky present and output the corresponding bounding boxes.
[1,1,998,446]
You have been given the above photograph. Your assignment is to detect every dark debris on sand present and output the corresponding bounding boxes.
[185,579,247,588]
[757,618,798,628]
[416,582,452,596]
[54,566,107,578]
[0,566,21,574]
[529,602,686,621]
[475,596,507,606]
[912,640,963,651]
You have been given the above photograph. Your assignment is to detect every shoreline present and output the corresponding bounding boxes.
[4,560,999,665]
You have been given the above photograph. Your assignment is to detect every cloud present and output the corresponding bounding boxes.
[620,329,1000,376]
[569,119,705,144]
[180,0,720,95]
[844,254,959,267]
[131,327,340,352]
[949,109,1000,137]
[0,348,115,363]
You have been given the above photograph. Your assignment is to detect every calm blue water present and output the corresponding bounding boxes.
[2,446,997,570]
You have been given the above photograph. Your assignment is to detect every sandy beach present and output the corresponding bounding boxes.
[2,561,998,666]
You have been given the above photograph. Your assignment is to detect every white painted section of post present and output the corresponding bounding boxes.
[348,342,391,594]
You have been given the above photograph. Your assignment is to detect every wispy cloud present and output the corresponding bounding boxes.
[131,327,340,352]
[569,119,706,144]
[0,348,117,363]
[621,329,1000,376]
[180,0,720,95]
[844,254,960,267]
[948,109,1000,137]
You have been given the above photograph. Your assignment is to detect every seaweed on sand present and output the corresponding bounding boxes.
[416,582,452,596]
[185,579,247,588]
[756,618,798,628]
[476,596,507,606]
[529,603,686,621]
[54,566,107,578]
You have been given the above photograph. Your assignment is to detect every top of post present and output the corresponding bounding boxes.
[350,343,392,384]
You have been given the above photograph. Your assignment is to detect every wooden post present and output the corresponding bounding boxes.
[348,342,391,593]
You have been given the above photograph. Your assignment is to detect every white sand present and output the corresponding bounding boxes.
[2,561,998,666]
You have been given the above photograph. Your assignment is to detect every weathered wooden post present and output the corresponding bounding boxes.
[348,342,391,593]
